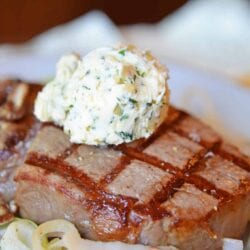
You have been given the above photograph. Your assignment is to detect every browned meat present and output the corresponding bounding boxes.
[14,100,250,250]
[0,80,41,202]
[0,197,14,225]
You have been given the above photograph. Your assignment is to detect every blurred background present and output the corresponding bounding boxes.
[0,0,187,43]
[0,0,250,82]
[0,0,250,154]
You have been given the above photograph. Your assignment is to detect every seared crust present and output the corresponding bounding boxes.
[6,82,249,249]
[0,79,41,201]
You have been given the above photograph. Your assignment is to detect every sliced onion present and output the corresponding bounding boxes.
[0,218,176,250]
[0,219,37,250]
[32,219,80,250]
[32,219,164,250]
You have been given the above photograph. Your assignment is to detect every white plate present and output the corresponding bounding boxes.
[164,59,250,155]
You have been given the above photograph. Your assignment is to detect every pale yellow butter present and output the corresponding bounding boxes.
[34,45,170,145]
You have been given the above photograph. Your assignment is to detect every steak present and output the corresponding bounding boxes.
[1,80,247,249]
[0,80,41,202]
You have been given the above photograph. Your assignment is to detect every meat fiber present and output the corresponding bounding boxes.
[14,105,250,250]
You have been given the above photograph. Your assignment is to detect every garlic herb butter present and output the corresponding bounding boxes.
[34,45,170,145]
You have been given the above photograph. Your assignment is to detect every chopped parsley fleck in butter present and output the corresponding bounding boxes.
[34,45,170,145]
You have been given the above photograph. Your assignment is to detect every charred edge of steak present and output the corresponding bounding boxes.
[0,79,41,121]
[0,80,42,202]
[8,80,250,248]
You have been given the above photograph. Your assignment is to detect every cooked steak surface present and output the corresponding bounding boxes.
[0,80,41,202]
[4,81,249,250]
[0,197,14,226]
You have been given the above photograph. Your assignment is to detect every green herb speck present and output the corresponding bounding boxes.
[65,104,73,115]
[83,85,90,90]
[129,98,138,104]
[129,98,139,109]
[119,131,133,140]
[118,49,126,56]
[136,69,146,77]
[85,70,90,75]
[120,114,129,121]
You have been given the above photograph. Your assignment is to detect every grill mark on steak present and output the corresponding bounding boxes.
[216,142,250,172]
[26,152,98,192]
[113,118,250,250]
[138,123,169,151]
[108,111,189,190]
[23,111,240,221]
[173,113,222,149]
[24,151,175,225]
[116,107,183,153]
[117,146,182,176]
[25,152,139,216]
[186,175,232,201]
[195,155,250,195]
[115,118,239,210]
[10,81,250,248]
[143,130,206,171]
[15,164,137,241]
[119,146,233,212]
[117,123,232,204]
[99,156,131,185]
